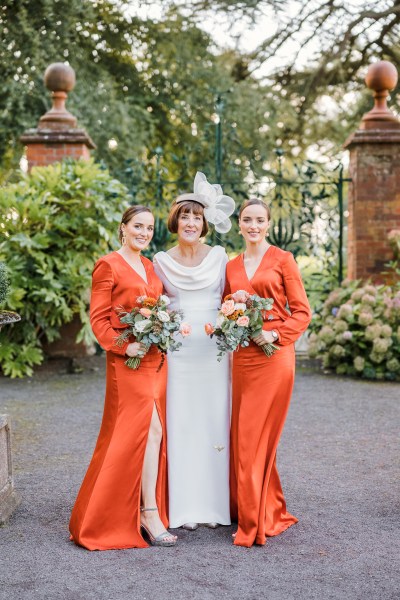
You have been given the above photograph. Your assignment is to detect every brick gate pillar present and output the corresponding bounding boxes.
[344,60,400,282]
[20,62,95,168]
[20,63,96,361]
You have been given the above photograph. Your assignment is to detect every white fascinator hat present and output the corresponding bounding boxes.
[175,172,236,234]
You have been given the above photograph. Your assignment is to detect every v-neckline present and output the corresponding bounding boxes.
[115,251,149,285]
[242,246,272,282]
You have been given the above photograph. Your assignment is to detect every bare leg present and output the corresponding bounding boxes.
[141,404,176,541]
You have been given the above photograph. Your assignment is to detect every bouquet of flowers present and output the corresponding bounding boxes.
[116,294,191,370]
[205,289,279,361]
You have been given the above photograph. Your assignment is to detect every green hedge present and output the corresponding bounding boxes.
[0,159,130,377]
[0,262,9,305]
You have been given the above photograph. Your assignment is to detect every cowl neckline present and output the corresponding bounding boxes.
[154,245,226,290]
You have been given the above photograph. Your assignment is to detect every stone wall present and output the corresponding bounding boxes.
[0,415,20,524]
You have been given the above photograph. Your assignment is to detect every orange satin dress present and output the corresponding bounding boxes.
[225,245,312,547]
[69,251,168,550]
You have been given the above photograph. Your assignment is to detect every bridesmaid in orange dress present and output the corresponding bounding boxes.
[224,198,312,548]
[69,206,177,550]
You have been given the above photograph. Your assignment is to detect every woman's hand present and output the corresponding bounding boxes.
[126,342,148,358]
[252,331,276,346]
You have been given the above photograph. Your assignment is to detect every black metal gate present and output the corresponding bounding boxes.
[115,95,350,295]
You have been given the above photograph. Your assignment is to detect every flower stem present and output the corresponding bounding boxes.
[125,357,141,369]
[261,343,280,357]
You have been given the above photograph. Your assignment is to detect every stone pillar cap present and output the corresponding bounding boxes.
[39,62,77,130]
[361,60,400,129]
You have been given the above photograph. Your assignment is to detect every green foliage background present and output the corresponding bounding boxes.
[0,160,130,377]
[1,1,399,376]
[0,262,10,305]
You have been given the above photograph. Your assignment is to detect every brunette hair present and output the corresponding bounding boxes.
[167,200,209,237]
[118,205,153,242]
[239,198,271,220]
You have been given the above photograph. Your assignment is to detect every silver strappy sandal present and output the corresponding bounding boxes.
[140,507,177,547]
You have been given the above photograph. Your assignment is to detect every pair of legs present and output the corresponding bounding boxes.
[141,404,176,544]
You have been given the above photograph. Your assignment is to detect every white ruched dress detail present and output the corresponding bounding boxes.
[153,245,231,527]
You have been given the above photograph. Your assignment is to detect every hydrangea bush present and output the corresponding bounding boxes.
[308,277,400,381]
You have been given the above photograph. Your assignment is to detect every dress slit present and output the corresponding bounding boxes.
[69,252,168,551]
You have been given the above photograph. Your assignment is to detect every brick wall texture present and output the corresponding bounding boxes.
[347,141,400,282]
[26,142,91,168]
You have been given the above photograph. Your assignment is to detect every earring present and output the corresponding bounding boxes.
[121,231,127,245]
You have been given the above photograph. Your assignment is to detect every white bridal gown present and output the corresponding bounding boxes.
[153,245,231,527]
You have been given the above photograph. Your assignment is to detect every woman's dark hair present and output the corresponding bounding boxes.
[119,205,153,242]
[167,200,209,237]
[239,198,271,220]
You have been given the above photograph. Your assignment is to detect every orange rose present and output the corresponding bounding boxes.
[204,323,215,336]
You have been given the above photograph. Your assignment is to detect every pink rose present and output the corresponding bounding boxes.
[237,316,250,327]
[204,323,215,336]
[139,308,152,317]
[232,290,250,303]
[220,299,235,316]
[180,322,192,337]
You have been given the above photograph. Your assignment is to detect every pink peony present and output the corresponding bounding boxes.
[237,316,250,327]
[204,323,214,336]
[220,299,235,316]
[179,322,192,337]
[232,290,250,303]
[139,308,152,318]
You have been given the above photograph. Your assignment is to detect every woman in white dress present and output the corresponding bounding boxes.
[153,172,235,530]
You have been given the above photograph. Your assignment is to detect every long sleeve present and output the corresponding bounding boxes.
[273,253,312,346]
[90,259,129,356]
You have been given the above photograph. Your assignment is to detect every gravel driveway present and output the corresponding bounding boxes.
[0,358,398,600]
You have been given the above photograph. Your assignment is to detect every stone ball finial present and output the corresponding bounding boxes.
[44,63,76,93]
[365,60,398,92]
[38,63,77,130]
[361,60,399,128]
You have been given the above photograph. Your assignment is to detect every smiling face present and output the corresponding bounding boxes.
[121,211,154,252]
[177,209,204,244]
[239,203,270,245]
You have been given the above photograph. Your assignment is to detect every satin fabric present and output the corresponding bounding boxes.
[69,252,168,550]
[153,246,231,527]
[225,245,312,547]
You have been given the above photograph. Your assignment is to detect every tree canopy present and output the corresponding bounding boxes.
[1,0,399,180]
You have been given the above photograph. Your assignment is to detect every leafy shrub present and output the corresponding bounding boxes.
[0,262,9,305]
[308,278,400,381]
[0,159,130,377]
